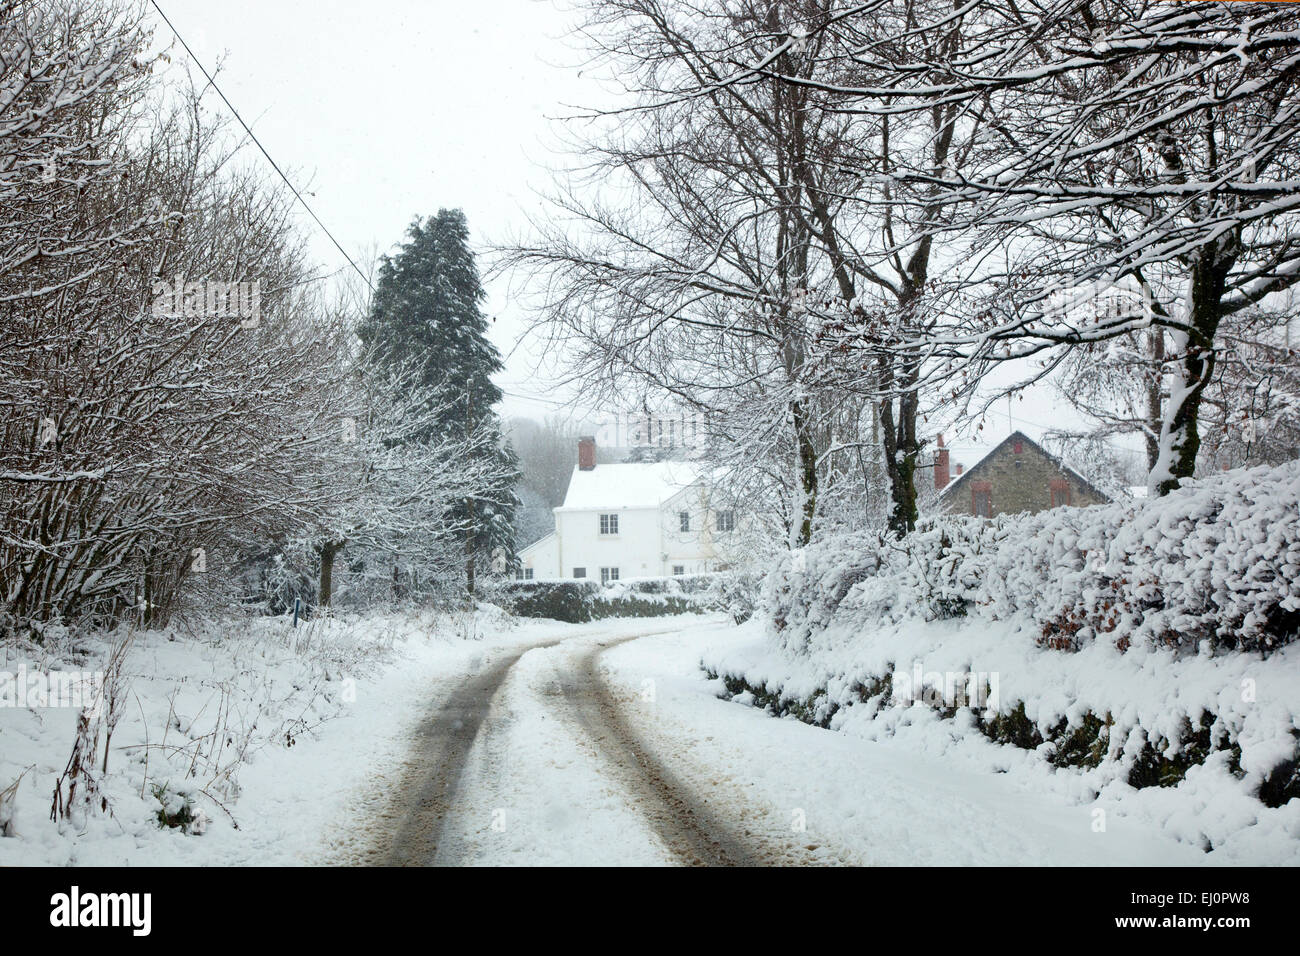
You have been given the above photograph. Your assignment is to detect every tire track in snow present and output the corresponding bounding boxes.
[368,620,799,867]
[365,639,561,866]
[560,633,770,866]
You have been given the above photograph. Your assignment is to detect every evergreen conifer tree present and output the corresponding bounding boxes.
[359,209,520,593]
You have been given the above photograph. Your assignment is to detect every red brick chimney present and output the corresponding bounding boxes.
[935,434,951,491]
[578,436,596,471]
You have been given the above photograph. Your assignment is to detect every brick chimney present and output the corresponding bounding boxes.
[935,434,951,491]
[578,435,596,471]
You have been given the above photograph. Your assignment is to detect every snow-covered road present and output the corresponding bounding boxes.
[334,616,1208,867]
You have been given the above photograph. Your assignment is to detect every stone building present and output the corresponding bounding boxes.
[935,431,1110,517]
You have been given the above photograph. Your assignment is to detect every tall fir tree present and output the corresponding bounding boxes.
[359,209,520,594]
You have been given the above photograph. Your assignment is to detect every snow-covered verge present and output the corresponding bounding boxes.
[0,605,539,865]
[704,462,1300,863]
[606,624,1208,865]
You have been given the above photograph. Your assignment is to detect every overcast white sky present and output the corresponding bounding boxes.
[147,0,599,414]
[145,0,1129,474]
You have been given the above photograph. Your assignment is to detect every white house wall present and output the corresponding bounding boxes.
[520,490,745,580]
[515,464,751,581]
[659,485,719,574]
[554,505,663,579]
[518,532,559,580]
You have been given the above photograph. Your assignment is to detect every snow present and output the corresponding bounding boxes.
[606,624,1211,865]
[352,615,1214,865]
[423,624,684,866]
[4,598,1294,864]
[0,608,568,865]
[700,462,1300,863]
[703,616,1300,863]
[555,461,705,511]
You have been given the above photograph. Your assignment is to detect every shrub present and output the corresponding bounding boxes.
[151,783,208,835]
[767,461,1300,657]
[487,572,761,623]
[490,580,605,622]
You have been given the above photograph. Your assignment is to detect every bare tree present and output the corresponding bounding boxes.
[501,0,918,545]
[795,0,1300,494]
[1,6,375,626]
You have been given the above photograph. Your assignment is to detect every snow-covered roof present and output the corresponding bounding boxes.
[518,531,555,557]
[556,461,704,512]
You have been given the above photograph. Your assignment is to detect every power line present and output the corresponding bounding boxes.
[148,1,374,294]
[500,388,575,408]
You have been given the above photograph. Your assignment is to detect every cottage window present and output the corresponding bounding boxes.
[679,511,690,532]
[672,564,685,576]
[573,567,586,579]
[599,513,619,535]
[524,568,534,580]
[716,510,735,532]
[600,567,619,584]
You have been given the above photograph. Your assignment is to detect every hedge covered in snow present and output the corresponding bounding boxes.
[770,460,1300,657]
[488,572,759,623]
[705,462,1300,852]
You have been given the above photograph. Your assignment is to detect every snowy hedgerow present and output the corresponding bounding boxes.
[489,572,757,623]
[490,580,606,622]
[705,463,1300,854]
[770,461,1300,657]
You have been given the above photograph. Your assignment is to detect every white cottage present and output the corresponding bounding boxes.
[516,437,737,582]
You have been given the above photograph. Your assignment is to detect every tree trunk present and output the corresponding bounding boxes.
[465,508,477,598]
[318,540,342,607]
[877,356,920,538]
[1151,254,1228,496]
[791,398,818,548]
[1144,327,1165,471]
